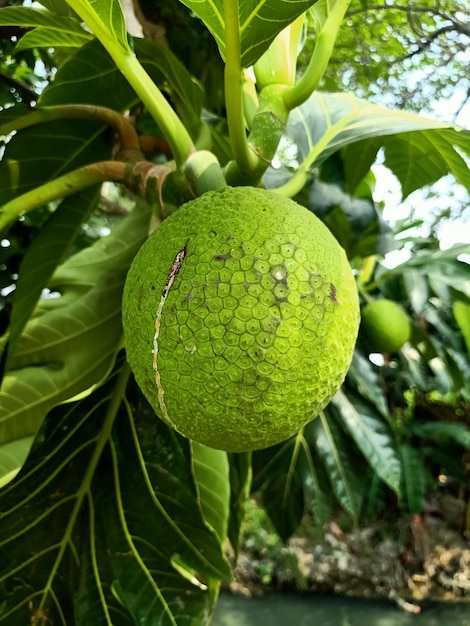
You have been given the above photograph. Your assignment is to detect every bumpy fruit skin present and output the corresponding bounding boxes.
[122,187,359,452]
[361,299,410,354]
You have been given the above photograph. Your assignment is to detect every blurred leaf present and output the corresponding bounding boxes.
[308,175,394,258]
[411,421,470,449]
[0,361,230,624]
[0,202,151,446]
[347,352,389,417]
[178,0,317,67]
[136,39,205,140]
[403,269,430,314]
[399,444,426,514]
[454,300,470,353]
[330,390,401,494]
[400,343,434,391]
[361,471,387,521]
[389,246,470,298]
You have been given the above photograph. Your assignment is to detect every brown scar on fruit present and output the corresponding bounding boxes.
[152,244,187,427]
[214,252,232,261]
[329,283,339,305]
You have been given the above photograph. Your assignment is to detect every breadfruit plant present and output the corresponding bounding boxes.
[0,0,469,624]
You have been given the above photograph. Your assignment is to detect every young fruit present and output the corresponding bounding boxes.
[122,186,359,452]
[361,299,411,354]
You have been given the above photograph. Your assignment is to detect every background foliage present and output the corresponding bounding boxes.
[0,0,469,624]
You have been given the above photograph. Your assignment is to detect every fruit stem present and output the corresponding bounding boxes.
[223,0,259,174]
[184,151,227,196]
[272,110,353,198]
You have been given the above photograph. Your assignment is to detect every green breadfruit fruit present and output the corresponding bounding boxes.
[122,186,360,452]
[361,299,411,354]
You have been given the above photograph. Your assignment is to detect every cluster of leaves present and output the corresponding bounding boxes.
[0,0,469,624]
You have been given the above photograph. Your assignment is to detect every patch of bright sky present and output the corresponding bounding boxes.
[373,162,469,268]
[371,74,470,269]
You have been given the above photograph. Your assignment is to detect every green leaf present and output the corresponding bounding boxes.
[0,6,87,35]
[191,442,230,544]
[252,436,305,541]
[269,92,470,199]
[307,174,394,259]
[0,116,109,207]
[296,428,332,526]
[382,129,470,198]
[2,8,91,50]
[227,452,252,555]
[5,188,100,368]
[0,361,230,624]
[410,421,470,449]
[0,203,151,446]
[454,300,470,353]
[310,411,364,519]
[178,0,318,67]
[347,352,389,417]
[330,390,402,494]
[0,38,203,209]
[136,39,205,141]
[66,0,130,54]
[403,269,430,314]
[390,246,470,299]
[14,28,91,51]
[0,39,139,207]
[39,39,136,108]
[0,436,34,488]
[399,443,426,514]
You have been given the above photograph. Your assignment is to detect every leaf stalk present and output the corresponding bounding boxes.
[223,0,258,173]
[283,0,353,111]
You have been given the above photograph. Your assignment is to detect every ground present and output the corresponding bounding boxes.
[228,493,470,612]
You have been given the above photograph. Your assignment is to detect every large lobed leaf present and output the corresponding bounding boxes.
[267,92,470,199]
[5,187,100,368]
[178,0,318,67]
[65,0,131,54]
[0,360,231,625]
[0,203,151,447]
